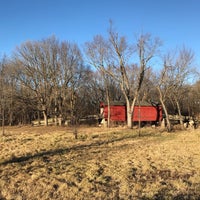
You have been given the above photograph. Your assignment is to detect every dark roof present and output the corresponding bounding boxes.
[101,101,160,107]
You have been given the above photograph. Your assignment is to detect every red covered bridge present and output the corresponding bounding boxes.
[100,101,162,125]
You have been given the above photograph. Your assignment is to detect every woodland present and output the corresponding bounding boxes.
[0,24,199,131]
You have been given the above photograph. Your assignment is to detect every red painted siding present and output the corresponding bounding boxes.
[133,106,162,121]
[101,102,162,122]
[103,105,126,121]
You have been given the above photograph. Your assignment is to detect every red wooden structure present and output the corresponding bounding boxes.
[100,101,162,123]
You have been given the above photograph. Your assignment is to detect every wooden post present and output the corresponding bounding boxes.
[138,99,141,136]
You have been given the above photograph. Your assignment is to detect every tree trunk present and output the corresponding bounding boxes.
[1,105,5,136]
[175,99,184,126]
[126,99,131,128]
[106,88,111,128]
[37,110,41,125]
[160,98,172,132]
[54,102,58,126]
[107,101,111,128]
[9,86,14,126]
[43,110,48,126]
[9,111,13,126]
[54,91,59,126]
[126,98,136,129]
[127,110,132,128]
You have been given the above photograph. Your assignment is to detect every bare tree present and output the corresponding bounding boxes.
[189,81,200,117]
[85,23,161,128]
[14,36,84,126]
[108,25,161,128]
[170,47,194,126]
[85,35,113,127]
[156,47,194,131]
[0,56,7,135]
[14,39,55,125]
[155,60,174,131]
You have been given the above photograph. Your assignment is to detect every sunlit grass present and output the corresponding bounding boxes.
[0,126,200,199]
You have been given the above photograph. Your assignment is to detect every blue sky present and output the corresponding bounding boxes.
[1,0,200,67]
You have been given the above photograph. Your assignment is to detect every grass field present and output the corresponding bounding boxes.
[0,125,200,199]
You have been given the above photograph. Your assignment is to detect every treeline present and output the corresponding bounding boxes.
[0,25,199,130]
[0,37,102,127]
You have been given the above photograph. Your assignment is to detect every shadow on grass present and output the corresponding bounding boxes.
[0,132,141,166]
[152,189,200,200]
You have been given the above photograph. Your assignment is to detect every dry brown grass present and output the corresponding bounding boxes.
[0,125,200,199]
